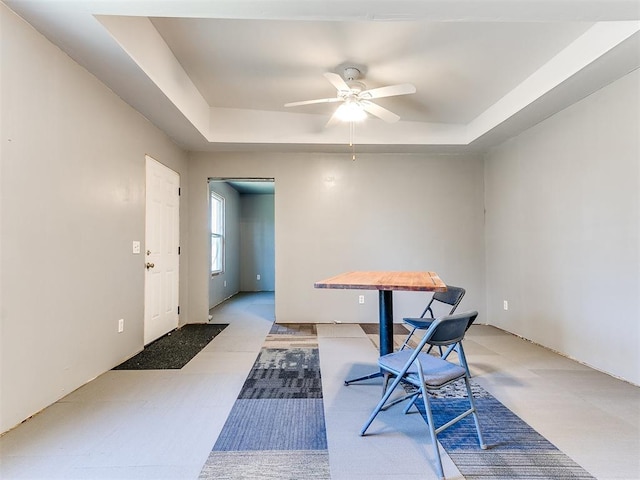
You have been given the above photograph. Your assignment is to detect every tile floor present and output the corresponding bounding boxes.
[0,292,638,479]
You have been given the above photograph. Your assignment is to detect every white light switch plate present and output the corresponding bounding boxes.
[132,241,141,254]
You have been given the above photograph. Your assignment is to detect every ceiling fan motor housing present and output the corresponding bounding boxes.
[342,67,365,93]
[343,66,361,81]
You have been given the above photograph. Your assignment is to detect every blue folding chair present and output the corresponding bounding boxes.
[400,285,465,351]
[361,311,486,480]
[400,286,476,377]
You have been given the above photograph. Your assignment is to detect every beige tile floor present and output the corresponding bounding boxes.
[0,292,638,479]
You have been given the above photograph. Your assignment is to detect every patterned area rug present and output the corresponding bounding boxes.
[199,324,330,480]
[199,322,595,479]
[409,386,595,479]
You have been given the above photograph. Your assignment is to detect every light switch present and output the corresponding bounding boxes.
[132,241,141,254]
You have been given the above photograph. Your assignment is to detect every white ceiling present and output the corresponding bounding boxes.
[5,0,640,153]
[150,18,592,124]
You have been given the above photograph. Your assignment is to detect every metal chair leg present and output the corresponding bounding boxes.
[421,385,445,480]
[360,373,406,436]
[402,392,419,414]
[344,370,384,386]
[400,327,417,350]
[463,376,487,449]
[442,342,472,377]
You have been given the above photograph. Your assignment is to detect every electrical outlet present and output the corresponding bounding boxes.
[503,300,509,311]
[359,295,365,304]
[132,241,140,254]
[224,280,227,287]
[118,318,124,333]
[256,274,261,280]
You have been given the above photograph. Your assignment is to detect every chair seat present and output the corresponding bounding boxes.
[378,349,466,388]
[403,317,435,329]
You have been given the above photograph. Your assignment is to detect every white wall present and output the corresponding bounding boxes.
[188,151,486,326]
[240,194,275,292]
[484,69,640,384]
[0,4,189,433]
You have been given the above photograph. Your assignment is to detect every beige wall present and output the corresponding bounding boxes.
[484,69,640,384]
[240,194,275,292]
[188,151,486,325]
[0,4,189,432]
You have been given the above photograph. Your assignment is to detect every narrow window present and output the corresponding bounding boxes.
[210,191,225,274]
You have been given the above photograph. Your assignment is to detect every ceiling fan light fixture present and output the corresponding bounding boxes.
[284,65,416,125]
[335,101,367,122]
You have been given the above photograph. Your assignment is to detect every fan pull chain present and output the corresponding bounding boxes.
[350,121,356,161]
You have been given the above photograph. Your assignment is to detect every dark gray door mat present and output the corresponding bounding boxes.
[113,324,228,370]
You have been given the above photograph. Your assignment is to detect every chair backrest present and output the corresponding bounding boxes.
[419,311,478,349]
[421,285,466,318]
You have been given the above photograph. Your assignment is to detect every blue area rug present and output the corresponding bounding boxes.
[238,348,323,399]
[199,325,330,480]
[200,323,595,479]
[407,374,596,478]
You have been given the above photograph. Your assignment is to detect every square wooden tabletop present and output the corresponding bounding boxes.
[314,271,446,292]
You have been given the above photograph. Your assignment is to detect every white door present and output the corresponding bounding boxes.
[144,156,180,345]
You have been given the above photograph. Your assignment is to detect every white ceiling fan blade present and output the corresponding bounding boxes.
[284,97,342,107]
[361,101,400,123]
[359,83,416,100]
[325,108,343,128]
[324,72,350,92]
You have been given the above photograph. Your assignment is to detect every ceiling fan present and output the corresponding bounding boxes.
[284,66,416,127]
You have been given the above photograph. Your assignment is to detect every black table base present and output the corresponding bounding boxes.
[344,290,393,385]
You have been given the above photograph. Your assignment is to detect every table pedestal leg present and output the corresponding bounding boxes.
[379,289,393,356]
[344,290,393,386]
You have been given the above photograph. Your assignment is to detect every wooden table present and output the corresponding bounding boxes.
[315,271,446,384]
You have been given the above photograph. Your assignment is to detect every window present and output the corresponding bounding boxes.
[210,191,225,274]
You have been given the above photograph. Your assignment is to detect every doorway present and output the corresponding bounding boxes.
[208,178,275,310]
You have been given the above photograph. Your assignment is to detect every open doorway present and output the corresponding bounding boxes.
[207,178,275,310]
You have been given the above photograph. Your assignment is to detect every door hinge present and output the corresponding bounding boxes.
[178,246,181,255]
[177,306,180,315]
[178,187,181,196]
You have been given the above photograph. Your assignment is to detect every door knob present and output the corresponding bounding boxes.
[145,262,155,270]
